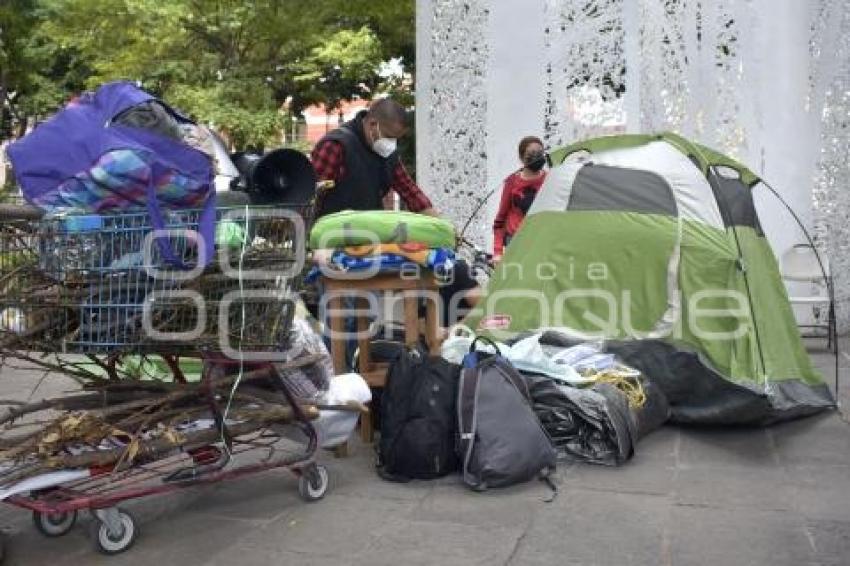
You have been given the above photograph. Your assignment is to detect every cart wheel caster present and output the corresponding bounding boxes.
[298,464,329,502]
[33,509,77,537]
[90,508,137,555]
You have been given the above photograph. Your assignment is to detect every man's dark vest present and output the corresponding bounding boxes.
[316,111,400,217]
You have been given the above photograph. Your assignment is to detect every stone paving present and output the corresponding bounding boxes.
[0,338,848,565]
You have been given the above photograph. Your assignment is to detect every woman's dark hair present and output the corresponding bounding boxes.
[518,135,544,159]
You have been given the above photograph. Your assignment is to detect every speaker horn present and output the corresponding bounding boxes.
[231,148,317,205]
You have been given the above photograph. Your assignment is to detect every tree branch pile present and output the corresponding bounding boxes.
[0,355,327,487]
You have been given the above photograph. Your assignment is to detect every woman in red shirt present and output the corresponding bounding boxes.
[492,136,547,259]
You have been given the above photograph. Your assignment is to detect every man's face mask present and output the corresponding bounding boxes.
[372,122,398,158]
[524,149,546,172]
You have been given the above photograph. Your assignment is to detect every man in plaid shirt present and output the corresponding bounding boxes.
[310,98,438,218]
[310,98,479,325]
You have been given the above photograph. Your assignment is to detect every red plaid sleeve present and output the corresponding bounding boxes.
[310,140,346,182]
[391,161,433,212]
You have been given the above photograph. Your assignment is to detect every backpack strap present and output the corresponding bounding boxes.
[399,344,426,421]
[458,364,484,490]
[540,467,558,503]
[470,335,501,356]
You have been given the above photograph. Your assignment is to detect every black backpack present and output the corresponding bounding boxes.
[377,345,460,481]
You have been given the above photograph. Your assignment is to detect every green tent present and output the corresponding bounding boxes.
[465,132,834,424]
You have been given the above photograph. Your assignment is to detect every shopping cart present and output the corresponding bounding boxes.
[0,201,342,555]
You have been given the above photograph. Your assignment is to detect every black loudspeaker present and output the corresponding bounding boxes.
[231,148,317,205]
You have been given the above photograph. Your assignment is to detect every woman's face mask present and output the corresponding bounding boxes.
[524,149,546,172]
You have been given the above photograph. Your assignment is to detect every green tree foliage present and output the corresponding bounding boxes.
[293,27,384,116]
[2,0,415,149]
[1,0,78,135]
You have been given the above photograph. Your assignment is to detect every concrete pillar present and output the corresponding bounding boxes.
[414,0,434,196]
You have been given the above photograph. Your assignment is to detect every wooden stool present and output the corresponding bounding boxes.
[322,272,442,442]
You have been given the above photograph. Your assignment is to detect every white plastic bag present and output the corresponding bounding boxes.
[550,341,609,369]
[276,302,335,398]
[504,333,588,385]
[440,324,477,364]
[314,373,372,448]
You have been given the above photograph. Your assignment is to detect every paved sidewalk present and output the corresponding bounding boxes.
[0,339,848,565]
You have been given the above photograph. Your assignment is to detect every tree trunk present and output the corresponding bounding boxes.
[0,66,7,140]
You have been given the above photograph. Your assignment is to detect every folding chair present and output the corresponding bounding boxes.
[781,243,836,352]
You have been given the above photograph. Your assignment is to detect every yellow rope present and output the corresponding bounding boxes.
[584,368,647,409]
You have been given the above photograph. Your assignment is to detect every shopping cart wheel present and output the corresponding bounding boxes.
[90,508,137,555]
[298,464,329,502]
[32,510,77,537]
